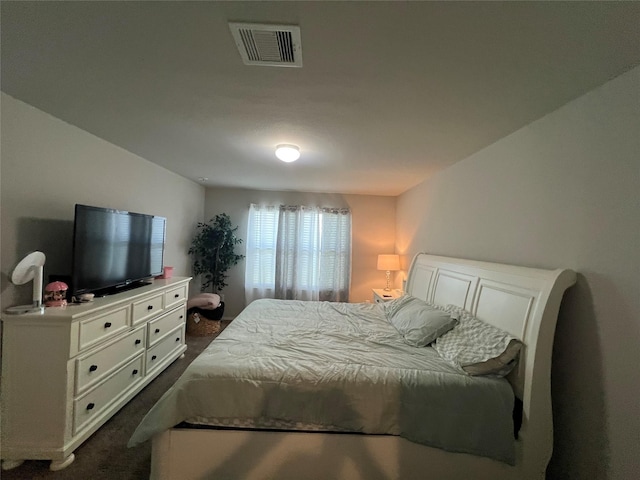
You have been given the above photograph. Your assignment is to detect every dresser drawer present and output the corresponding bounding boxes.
[132,293,164,326]
[78,305,130,352]
[146,324,185,375]
[164,284,187,309]
[75,325,146,395]
[73,354,144,435]
[148,305,186,347]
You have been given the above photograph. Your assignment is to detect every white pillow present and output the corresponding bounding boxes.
[433,305,523,376]
[386,296,457,347]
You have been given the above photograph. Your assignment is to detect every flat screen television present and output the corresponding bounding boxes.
[71,204,166,296]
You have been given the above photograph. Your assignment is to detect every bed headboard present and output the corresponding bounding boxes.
[405,253,575,465]
[406,253,575,397]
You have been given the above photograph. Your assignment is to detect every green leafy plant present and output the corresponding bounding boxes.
[188,213,245,293]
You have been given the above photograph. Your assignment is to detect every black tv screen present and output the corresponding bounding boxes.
[72,204,166,296]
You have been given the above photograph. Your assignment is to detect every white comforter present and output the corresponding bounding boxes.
[129,299,515,464]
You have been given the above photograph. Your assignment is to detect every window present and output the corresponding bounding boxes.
[245,205,278,299]
[245,204,351,303]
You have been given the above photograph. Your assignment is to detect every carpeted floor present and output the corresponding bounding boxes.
[2,322,229,480]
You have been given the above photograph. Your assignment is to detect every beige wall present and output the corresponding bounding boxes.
[203,187,396,318]
[1,93,204,309]
[396,66,640,479]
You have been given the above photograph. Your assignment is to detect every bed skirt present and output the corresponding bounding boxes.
[150,427,528,480]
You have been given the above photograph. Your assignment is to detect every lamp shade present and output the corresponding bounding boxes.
[377,254,400,271]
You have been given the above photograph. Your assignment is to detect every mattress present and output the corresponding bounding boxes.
[129,299,516,464]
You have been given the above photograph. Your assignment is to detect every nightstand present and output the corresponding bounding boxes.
[372,288,403,303]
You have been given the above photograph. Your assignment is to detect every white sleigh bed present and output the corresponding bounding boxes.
[135,253,575,480]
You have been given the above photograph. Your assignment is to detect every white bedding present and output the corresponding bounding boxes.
[130,298,516,463]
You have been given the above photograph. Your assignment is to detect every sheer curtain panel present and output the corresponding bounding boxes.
[275,206,322,301]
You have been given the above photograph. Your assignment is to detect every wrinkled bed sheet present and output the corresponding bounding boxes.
[129,299,515,464]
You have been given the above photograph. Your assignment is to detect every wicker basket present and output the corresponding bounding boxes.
[186,312,222,336]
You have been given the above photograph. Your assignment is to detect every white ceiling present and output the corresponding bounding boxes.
[2,1,639,196]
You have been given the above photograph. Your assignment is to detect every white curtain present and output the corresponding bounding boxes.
[245,204,351,304]
[275,205,322,301]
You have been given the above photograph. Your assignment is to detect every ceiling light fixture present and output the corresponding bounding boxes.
[275,144,300,163]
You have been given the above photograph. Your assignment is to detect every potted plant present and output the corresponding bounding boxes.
[188,213,245,319]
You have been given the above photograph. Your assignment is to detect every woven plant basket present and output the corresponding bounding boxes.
[186,312,222,336]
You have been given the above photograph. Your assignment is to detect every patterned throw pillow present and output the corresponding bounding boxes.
[433,305,523,377]
[385,296,457,347]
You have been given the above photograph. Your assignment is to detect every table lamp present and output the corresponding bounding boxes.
[377,254,400,291]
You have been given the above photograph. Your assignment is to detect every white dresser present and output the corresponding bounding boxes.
[0,277,191,471]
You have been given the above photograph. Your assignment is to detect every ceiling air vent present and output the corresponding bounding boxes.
[229,23,302,67]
